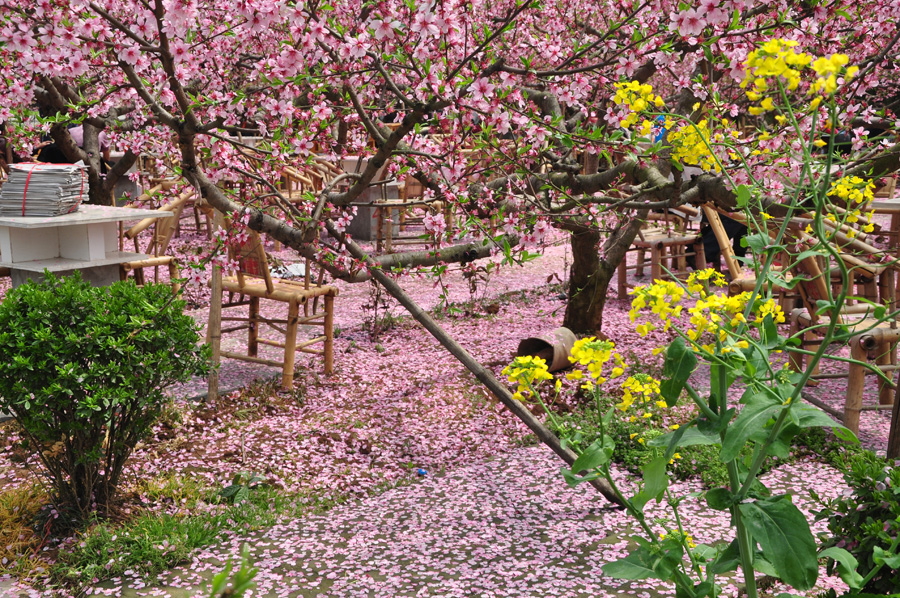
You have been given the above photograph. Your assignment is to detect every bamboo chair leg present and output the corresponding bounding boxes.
[650,247,662,281]
[618,259,628,299]
[880,270,896,313]
[282,301,300,389]
[169,262,181,295]
[324,295,334,375]
[805,330,821,380]
[385,206,393,253]
[248,296,260,357]
[878,341,896,406]
[676,247,687,273]
[888,375,900,459]
[788,317,803,372]
[845,341,868,434]
[376,208,385,253]
[694,240,706,270]
[863,279,878,302]
[636,249,645,277]
[444,206,452,233]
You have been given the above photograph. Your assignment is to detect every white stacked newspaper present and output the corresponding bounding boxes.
[0,163,87,216]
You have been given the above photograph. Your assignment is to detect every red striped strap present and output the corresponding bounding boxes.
[70,167,85,213]
[21,164,37,216]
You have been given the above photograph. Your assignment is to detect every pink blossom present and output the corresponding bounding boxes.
[671,9,706,37]
[118,45,141,65]
[371,19,399,41]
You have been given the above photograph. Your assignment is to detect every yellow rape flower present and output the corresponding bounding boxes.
[502,355,554,399]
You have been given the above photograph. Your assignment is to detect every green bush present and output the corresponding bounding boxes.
[0,273,209,519]
[814,451,900,595]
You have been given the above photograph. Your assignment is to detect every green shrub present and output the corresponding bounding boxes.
[0,273,209,519]
[814,450,900,595]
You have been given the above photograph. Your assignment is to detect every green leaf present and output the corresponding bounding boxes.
[710,539,741,574]
[761,315,781,348]
[691,544,718,562]
[603,552,657,580]
[873,545,900,568]
[632,456,669,512]
[790,403,852,435]
[720,400,779,462]
[705,487,734,511]
[603,540,679,581]
[755,556,779,578]
[560,467,600,488]
[820,547,864,589]
[735,184,752,208]
[571,436,614,474]
[648,426,719,449]
[738,496,818,590]
[741,233,770,254]
[833,425,861,444]
[660,337,697,407]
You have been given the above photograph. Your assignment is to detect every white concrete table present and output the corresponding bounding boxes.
[0,204,172,287]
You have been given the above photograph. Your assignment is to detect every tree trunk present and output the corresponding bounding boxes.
[563,228,612,333]
[562,212,648,334]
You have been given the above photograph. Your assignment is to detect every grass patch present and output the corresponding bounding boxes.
[0,484,50,579]
[50,484,331,590]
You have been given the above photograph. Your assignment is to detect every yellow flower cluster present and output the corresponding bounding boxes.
[667,120,721,173]
[618,373,662,412]
[686,268,727,297]
[755,298,786,325]
[629,280,685,336]
[686,292,786,353]
[743,39,811,100]
[502,355,553,401]
[567,337,627,386]
[810,54,858,95]
[742,38,858,109]
[612,81,665,128]
[828,175,875,206]
[659,530,697,549]
[687,292,750,343]
[825,175,876,238]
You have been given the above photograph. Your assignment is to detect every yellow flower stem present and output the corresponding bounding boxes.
[712,359,758,598]
[667,489,707,582]
[598,462,659,541]
[524,379,561,431]
[683,381,720,421]
[727,79,813,384]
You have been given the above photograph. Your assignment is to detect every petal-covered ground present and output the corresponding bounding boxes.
[0,223,892,597]
[82,451,849,598]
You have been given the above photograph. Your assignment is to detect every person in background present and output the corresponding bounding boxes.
[67,124,111,166]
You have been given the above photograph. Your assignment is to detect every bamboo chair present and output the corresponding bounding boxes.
[617,206,705,298]
[875,173,898,199]
[119,189,191,293]
[375,175,451,253]
[789,287,899,436]
[208,218,337,389]
[785,240,900,437]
